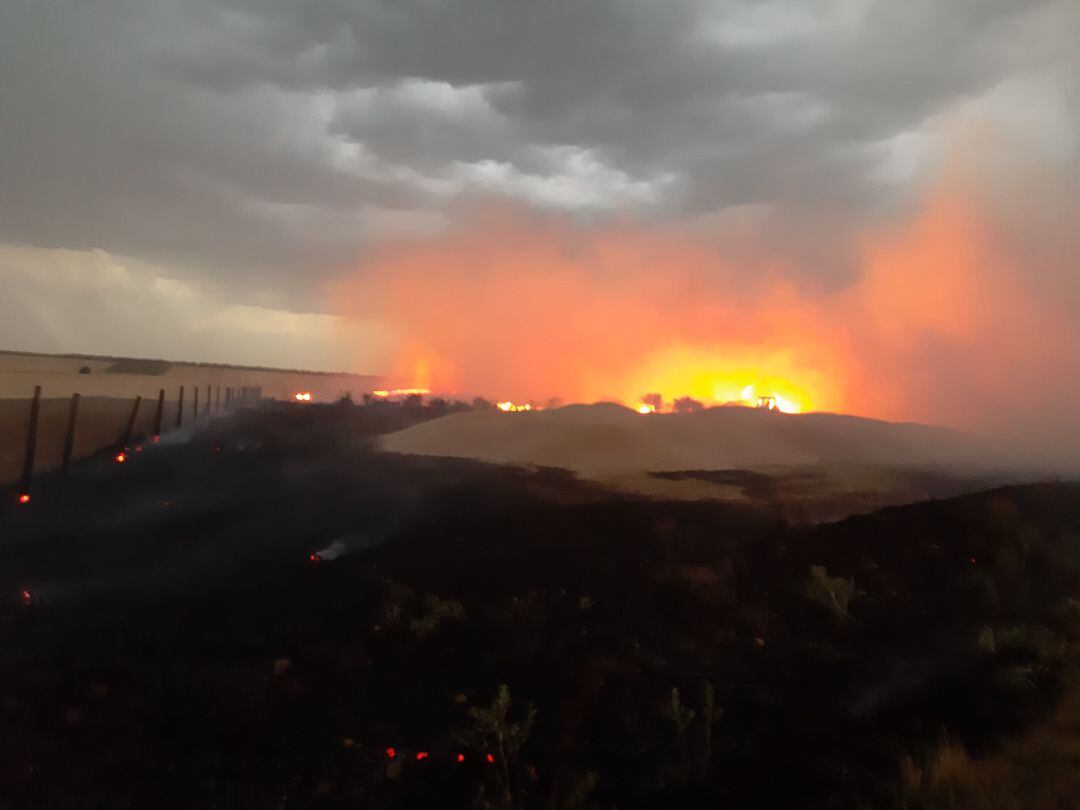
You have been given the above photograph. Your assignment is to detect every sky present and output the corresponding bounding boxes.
[1,0,1078,428]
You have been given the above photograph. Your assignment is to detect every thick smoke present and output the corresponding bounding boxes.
[329,132,1080,455]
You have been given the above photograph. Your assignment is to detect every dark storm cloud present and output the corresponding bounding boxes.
[0,0,1076,303]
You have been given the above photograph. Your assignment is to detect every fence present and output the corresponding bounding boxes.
[4,384,262,501]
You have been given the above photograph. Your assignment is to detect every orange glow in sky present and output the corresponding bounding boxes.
[328,155,1079,433]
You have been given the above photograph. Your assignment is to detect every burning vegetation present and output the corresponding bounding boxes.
[327,148,1080,444]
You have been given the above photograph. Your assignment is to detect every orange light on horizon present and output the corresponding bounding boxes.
[617,347,822,416]
[371,388,431,399]
[294,392,313,402]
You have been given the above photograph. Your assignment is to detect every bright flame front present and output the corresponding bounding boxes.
[623,347,820,415]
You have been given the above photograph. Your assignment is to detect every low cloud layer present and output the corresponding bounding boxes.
[0,244,390,371]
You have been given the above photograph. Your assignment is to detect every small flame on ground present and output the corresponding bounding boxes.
[20,589,32,604]
[416,751,429,761]
[115,452,126,463]
[385,747,396,759]
[486,753,495,764]
[456,753,465,763]
[17,493,30,505]
[294,392,313,402]
[371,388,430,398]
[497,401,532,412]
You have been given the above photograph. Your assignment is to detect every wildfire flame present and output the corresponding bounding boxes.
[294,392,313,402]
[496,401,532,412]
[371,388,431,399]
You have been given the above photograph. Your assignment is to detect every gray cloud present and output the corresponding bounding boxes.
[0,0,1076,321]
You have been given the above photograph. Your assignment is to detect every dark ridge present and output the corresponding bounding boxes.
[103,358,173,375]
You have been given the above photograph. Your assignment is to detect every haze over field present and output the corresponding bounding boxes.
[2,0,1078,446]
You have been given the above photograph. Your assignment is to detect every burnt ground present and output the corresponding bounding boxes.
[1,401,1080,809]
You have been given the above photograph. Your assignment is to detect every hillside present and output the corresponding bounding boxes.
[381,403,975,475]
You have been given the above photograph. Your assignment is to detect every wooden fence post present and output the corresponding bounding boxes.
[177,386,185,428]
[215,385,221,413]
[62,393,80,475]
[154,389,165,437]
[122,396,142,449]
[19,385,42,497]
[225,387,232,410]
[193,385,200,421]
[206,385,211,418]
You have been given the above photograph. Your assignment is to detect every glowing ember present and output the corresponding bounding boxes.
[115,452,126,463]
[309,553,319,562]
[485,753,495,764]
[17,493,30,505]
[416,751,429,761]
[372,389,390,397]
[20,589,31,605]
[456,753,465,763]
[497,401,532,412]
[294,392,313,402]
[385,747,396,759]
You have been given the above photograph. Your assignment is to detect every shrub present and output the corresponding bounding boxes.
[455,685,536,810]
[673,396,704,413]
[806,565,855,619]
[410,594,466,639]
